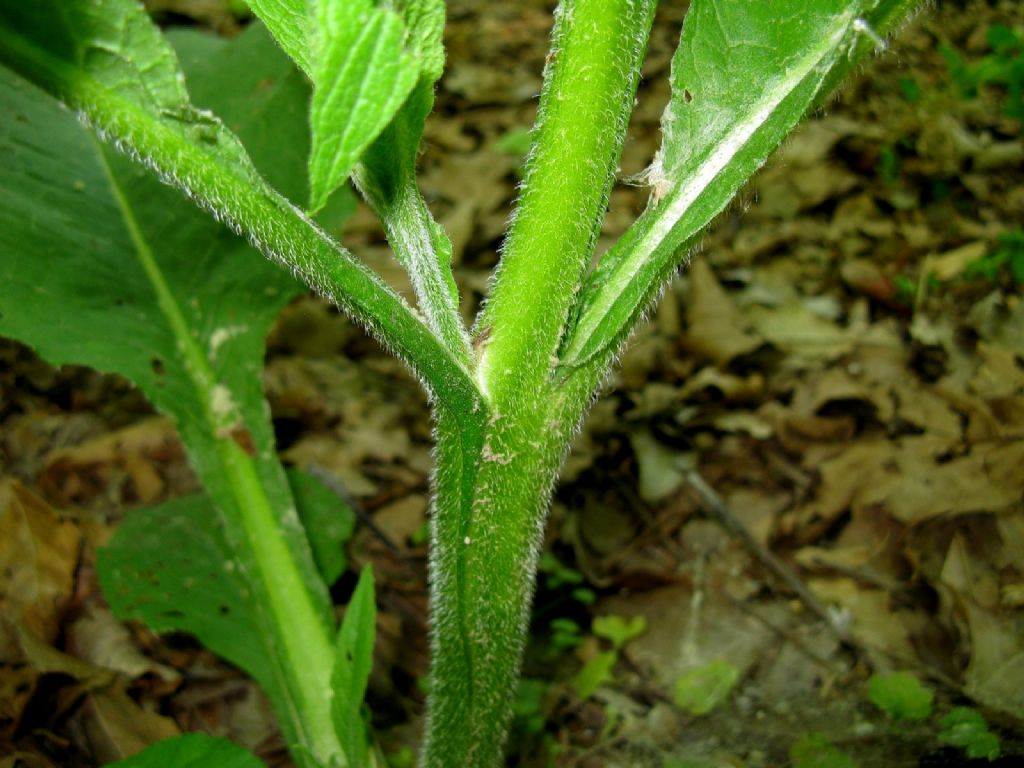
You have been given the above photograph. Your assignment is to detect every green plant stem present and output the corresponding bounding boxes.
[475,0,656,407]
[353,155,470,365]
[96,143,341,766]
[423,1,655,764]
[0,24,483,422]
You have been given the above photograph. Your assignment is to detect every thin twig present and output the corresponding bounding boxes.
[685,471,852,644]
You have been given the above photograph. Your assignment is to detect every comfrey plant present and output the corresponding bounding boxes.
[0,1,919,766]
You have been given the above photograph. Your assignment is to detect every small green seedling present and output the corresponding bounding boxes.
[868,672,934,722]
[965,228,1024,284]
[538,551,596,605]
[789,733,858,768]
[939,707,1002,762]
[549,617,585,652]
[663,760,721,768]
[672,659,740,717]
[536,553,593,656]
[941,24,1024,119]
[573,615,647,699]
[511,678,550,736]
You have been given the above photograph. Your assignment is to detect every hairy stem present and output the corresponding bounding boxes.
[353,151,471,365]
[423,1,656,764]
[475,0,656,407]
[0,23,482,420]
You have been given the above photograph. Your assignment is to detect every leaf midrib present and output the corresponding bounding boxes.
[559,10,855,368]
[93,138,223,421]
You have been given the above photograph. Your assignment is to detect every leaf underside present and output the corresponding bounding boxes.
[560,0,915,372]
[0,14,336,758]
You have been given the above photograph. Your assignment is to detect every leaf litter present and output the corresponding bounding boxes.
[1,0,1023,766]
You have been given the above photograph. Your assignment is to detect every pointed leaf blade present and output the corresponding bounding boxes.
[106,733,266,768]
[308,1,419,213]
[245,0,313,76]
[331,566,376,766]
[560,0,920,371]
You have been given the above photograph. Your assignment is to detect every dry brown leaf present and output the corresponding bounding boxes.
[787,440,895,538]
[859,437,1024,525]
[0,632,37,738]
[892,381,962,437]
[5,621,112,690]
[76,686,180,763]
[967,291,1024,359]
[684,259,764,366]
[970,342,1024,401]
[598,583,775,690]
[923,241,988,281]
[808,577,918,665]
[678,368,765,402]
[38,417,183,507]
[791,366,894,423]
[628,429,690,504]
[66,606,179,684]
[0,479,81,643]
[373,495,427,547]
[710,411,773,439]
[840,257,896,302]
[940,533,1001,611]
[745,301,854,364]
[792,436,1024,530]
[960,601,1024,720]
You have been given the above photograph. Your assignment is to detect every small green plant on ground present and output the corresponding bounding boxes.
[790,733,857,768]
[0,1,921,765]
[573,614,647,700]
[964,228,1024,284]
[869,671,935,722]
[868,674,1003,762]
[939,707,1002,761]
[940,23,1024,119]
[672,659,741,717]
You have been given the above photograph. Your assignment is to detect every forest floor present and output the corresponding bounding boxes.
[1,1,1023,767]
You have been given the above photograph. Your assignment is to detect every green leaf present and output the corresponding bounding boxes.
[350,0,469,362]
[308,1,419,213]
[395,0,445,82]
[331,566,377,766]
[0,15,345,763]
[287,469,356,585]
[171,23,310,206]
[574,650,617,700]
[0,0,482,425]
[0,0,273,194]
[592,615,647,651]
[789,733,857,768]
[868,672,934,721]
[244,0,312,77]
[361,0,445,172]
[170,23,360,225]
[106,733,266,768]
[560,0,921,372]
[939,707,1001,760]
[99,495,280,696]
[673,660,740,716]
